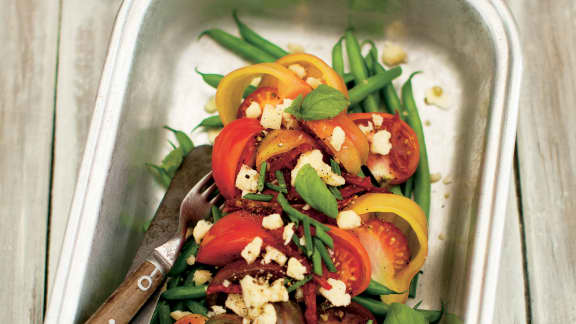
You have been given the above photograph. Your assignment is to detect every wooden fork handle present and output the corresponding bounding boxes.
[85,260,165,324]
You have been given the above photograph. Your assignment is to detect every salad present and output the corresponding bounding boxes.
[148,11,460,324]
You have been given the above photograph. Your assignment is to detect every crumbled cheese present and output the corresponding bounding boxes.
[319,278,351,307]
[320,314,329,321]
[193,220,213,244]
[295,287,304,300]
[371,130,393,155]
[276,98,299,129]
[241,237,263,264]
[254,303,277,324]
[207,305,227,317]
[358,121,374,135]
[170,310,193,320]
[243,318,251,324]
[329,126,346,152]
[337,210,362,229]
[223,280,231,287]
[372,114,384,128]
[262,213,283,230]
[424,86,449,109]
[245,101,262,119]
[193,270,212,286]
[240,275,288,319]
[288,64,307,79]
[262,246,287,266]
[283,223,295,245]
[287,43,305,53]
[186,254,196,266]
[430,173,442,183]
[235,164,259,194]
[286,257,307,280]
[381,41,407,66]
[305,77,323,89]
[260,104,283,129]
[299,236,306,247]
[250,76,262,87]
[443,175,453,185]
[226,294,249,317]
[291,150,345,187]
[370,160,394,182]
[204,96,217,113]
[207,128,222,144]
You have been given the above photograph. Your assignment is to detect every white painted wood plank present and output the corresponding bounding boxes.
[506,0,576,322]
[0,0,59,322]
[495,177,527,324]
[48,0,123,296]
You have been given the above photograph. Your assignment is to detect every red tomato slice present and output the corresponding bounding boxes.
[349,112,419,184]
[352,219,411,281]
[196,211,281,266]
[174,314,207,324]
[212,118,263,200]
[324,225,371,296]
[237,87,282,119]
[317,302,376,323]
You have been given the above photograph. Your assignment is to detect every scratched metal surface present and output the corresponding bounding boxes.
[44,0,522,323]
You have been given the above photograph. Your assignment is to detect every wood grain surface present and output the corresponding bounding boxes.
[1,0,575,322]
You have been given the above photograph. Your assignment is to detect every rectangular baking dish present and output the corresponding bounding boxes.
[45,0,522,323]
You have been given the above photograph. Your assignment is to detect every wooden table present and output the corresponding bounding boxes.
[1,0,573,322]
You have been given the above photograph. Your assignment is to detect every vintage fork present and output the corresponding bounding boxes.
[85,172,220,324]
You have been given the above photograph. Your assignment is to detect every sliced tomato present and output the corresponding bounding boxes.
[237,86,282,119]
[196,211,281,266]
[318,302,376,324]
[174,314,207,324]
[333,113,370,164]
[255,129,318,169]
[324,225,371,296]
[350,113,419,184]
[212,118,263,200]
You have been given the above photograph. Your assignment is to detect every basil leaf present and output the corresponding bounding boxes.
[164,126,194,155]
[300,84,349,120]
[194,115,223,130]
[383,303,427,324]
[294,164,338,218]
[161,147,183,177]
[284,94,304,119]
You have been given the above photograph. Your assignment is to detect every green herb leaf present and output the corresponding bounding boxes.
[383,303,427,324]
[286,85,349,120]
[164,126,194,155]
[194,115,223,130]
[294,164,338,218]
[161,147,184,177]
[283,94,304,119]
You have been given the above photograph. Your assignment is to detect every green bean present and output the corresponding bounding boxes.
[303,216,314,257]
[183,270,197,287]
[157,301,172,324]
[291,234,304,252]
[258,161,267,192]
[314,238,337,272]
[276,193,330,231]
[287,275,313,293]
[402,72,431,218]
[233,11,288,58]
[167,276,180,289]
[331,37,345,76]
[275,170,288,192]
[242,193,274,202]
[409,271,422,298]
[348,67,402,106]
[186,300,209,316]
[211,205,223,222]
[343,72,354,84]
[168,240,199,277]
[151,302,160,324]
[403,177,414,198]
[345,30,379,112]
[363,54,382,110]
[352,296,390,316]
[389,185,403,196]
[330,159,342,176]
[348,104,363,113]
[367,321,373,324]
[194,69,257,97]
[312,245,323,275]
[199,29,276,63]
[265,182,286,193]
[314,227,334,249]
[173,301,186,311]
[162,285,208,300]
[365,280,402,295]
[328,186,343,200]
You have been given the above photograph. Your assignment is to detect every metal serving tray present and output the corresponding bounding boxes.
[45,0,522,323]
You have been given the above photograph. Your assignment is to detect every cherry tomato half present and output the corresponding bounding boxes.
[237,87,282,119]
[255,129,318,170]
[174,314,207,324]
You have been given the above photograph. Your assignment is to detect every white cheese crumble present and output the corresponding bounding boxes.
[204,96,217,113]
[260,103,283,129]
[226,294,249,317]
[262,213,283,230]
[319,278,351,307]
[241,237,263,264]
[329,126,346,152]
[371,130,393,155]
[286,257,307,280]
[337,210,362,229]
[240,275,288,318]
[261,246,287,266]
[186,254,196,266]
[254,303,277,324]
[283,223,295,245]
[424,86,449,109]
[430,172,442,183]
[170,310,193,320]
[235,164,259,195]
[358,121,374,135]
[381,41,407,66]
[207,305,227,317]
[288,64,307,79]
[245,101,262,119]
[275,98,299,129]
[372,114,384,128]
[291,150,345,187]
[305,77,323,88]
[223,280,231,287]
[193,220,213,244]
[370,160,394,182]
[193,269,212,286]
